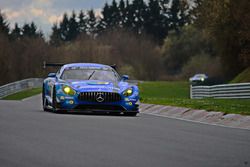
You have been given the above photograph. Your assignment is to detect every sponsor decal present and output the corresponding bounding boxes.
[125,98,130,101]
[65,97,74,100]
[129,98,137,102]
[60,96,65,100]
[87,81,109,85]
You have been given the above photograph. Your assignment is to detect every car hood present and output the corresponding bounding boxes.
[65,80,129,93]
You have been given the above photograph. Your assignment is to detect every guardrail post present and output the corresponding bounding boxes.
[190,84,193,99]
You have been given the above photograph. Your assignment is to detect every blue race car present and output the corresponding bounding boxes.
[42,63,139,116]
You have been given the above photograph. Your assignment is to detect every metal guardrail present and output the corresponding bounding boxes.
[190,83,250,99]
[0,78,43,99]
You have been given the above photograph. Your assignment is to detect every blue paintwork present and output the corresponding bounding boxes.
[43,63,139,112]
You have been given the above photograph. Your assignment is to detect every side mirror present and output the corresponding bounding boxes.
[122,75,129,81]
[48,73,56,78]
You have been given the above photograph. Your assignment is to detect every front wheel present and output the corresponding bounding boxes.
[52,87,58,112]
[43,97,50,112]
[42,84,49,111]
[52,87,64,114]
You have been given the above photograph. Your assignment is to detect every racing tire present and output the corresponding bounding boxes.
[52,87,58,112]
[42,84,49,112]
[42,84,45,107]
[43,97,49,112]
[52,87,64,114]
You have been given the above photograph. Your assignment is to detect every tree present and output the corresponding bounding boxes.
[192,0,250,79]
[169,0,181,33]
[60,13,70,41]
[99,3,112,32]
[68,11,80,41]
[178,0,190,27]
[110,0,120,27]
[144,0,169,43]
[10,23,21,40]
[0,11,10,35]
[231,0,250,67]
[130,0,147,34]
[162,25,216,75]
[166,0,189,34]
[78,10,87,34]
[50,23,62,46]
[86,9,97,37]
[22,22,42,38]
[124,0,134,29]
[118,0,127,26]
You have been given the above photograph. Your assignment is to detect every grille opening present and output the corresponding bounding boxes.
[78,92,122,103]
[74,105,126,111]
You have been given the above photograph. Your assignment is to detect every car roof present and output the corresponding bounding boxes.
[62,63,112,70]
[194,74,207,76]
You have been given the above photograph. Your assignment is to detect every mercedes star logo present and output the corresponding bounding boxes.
[96,93,105,102]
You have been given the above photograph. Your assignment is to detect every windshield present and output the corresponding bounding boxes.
[195,74,206,78]
[61,68,120,82]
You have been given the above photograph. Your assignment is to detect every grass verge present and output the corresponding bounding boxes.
[230,67,250,83]
[139,81,250,115]
[2,88,42,100]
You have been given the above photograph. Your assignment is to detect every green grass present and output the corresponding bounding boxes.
[231,67,250,83]
[139,81,250,115]
[2,88,42,100]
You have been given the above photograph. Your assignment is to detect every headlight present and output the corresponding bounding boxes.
[62,86,76,95]
[201,78,205,81]
[123,88,133,97]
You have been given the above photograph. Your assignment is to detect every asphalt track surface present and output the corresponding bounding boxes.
[0,95,250,167]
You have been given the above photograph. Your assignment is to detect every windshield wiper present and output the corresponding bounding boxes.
[88,70,95,80]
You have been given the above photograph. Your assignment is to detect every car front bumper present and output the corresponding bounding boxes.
[55,93,139,112]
